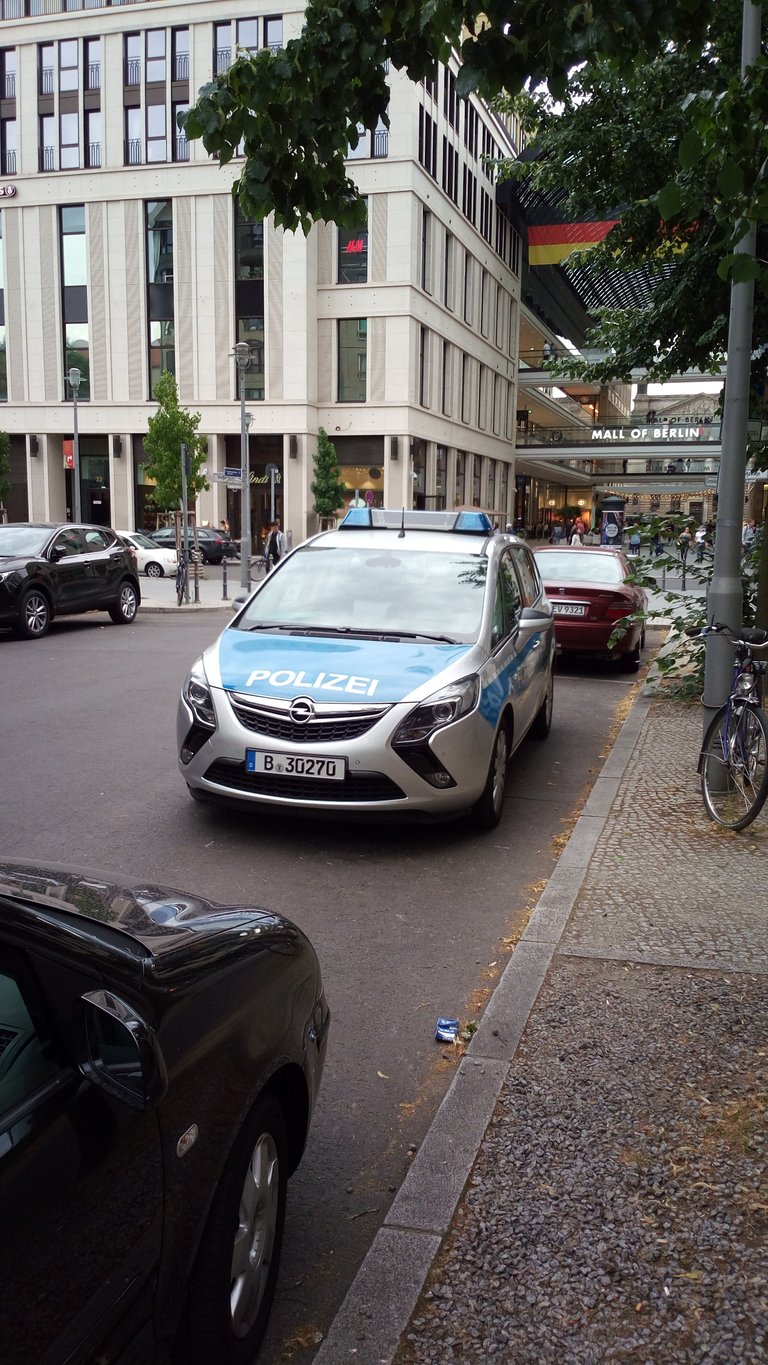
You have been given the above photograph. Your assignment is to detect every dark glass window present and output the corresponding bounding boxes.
[1,117,16,176]
[1,49,15,101]
[264,16,283,49]
[147,199,173,283]
[237,19,258,52]
[146,201,174,394]
[125,33,141,86]
[146,29,166,83]
[338,319,366,402]
[85,37,100,90]
[60,111,79,169]
[86,110,101,168]
[39,42,54,95]
[173,29,189,81]
[236,316,265,400]
[337,203,368,284]
[235,212,264,280]
[147,104,167,163]
[59,39,78,92]
[0,962,64,1118]
[214,23,231,74]
[125,106,142,165]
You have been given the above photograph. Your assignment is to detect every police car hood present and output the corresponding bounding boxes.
[209,629,476,704]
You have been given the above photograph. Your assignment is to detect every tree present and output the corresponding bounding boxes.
[143,371,209,512]
[311,428,346,525]
[181,0,721,234]
[0,431,10,520]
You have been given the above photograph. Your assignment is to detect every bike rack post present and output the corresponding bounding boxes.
[193,550,200,604]
[222,556,229,600]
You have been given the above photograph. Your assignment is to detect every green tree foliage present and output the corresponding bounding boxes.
[0,431,10,513]
[311,428,346,522]
[143,371,209,512]
[181,0,718,233]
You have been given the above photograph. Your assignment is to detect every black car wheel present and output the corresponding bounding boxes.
[182,1092,288,1365]
[145,561,164,578]
[530,665,554,739]
[15,588,51,640]
[108,579,139,625]
[471,720,509,830]
[620,640,641,673]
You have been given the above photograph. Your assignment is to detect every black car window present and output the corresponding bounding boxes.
[0,955,65,1120]
[51,528,84,558]
[83,529,111,551]
[511,546,541,607]
[499,553,522,627]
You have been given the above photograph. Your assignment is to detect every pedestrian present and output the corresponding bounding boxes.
[694,525,707,562]
[742,519,756,550]
[551,522,564,544]
[629,526,642,555]
[651,529,662,556]
[570,525,582,545]
[678,527,692,565]
[265,520,286,571]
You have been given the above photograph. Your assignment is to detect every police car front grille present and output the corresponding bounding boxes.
[228,696,389,743]
[204,760,405,803]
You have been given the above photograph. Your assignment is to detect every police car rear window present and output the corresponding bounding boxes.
[237,545,488,642]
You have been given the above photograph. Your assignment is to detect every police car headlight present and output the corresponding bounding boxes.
[183,663,216,730]
[393,677,479,745]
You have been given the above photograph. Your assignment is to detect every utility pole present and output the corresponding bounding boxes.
[180,441,191,605]
[702,0,761,732]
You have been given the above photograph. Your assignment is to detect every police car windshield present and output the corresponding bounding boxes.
[237,545,488,643]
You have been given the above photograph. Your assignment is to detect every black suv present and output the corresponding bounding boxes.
[0,522,141,640]
[0,859,329,1364]
[150,527,228,565]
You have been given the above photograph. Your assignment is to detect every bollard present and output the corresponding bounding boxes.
[222,555,229,600]
[193,551,200,604]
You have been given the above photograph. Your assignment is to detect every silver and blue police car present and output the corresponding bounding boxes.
[178,510,556,828]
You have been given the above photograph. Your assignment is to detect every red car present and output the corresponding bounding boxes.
[534,545,647,672]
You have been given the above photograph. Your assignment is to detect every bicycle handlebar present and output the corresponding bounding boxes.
[685,621,768,648]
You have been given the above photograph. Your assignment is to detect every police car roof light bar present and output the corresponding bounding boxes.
[338,508,494,535]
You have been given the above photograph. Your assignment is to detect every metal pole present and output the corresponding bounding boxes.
[180,442,190,605]
[702,0,761,731]
[68,368,82,522]
[234,343,252,594]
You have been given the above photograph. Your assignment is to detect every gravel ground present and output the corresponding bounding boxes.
[397,956,768,1364]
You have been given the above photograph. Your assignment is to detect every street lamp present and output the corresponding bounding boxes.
[68,367,82,522]
[233,342,252,592]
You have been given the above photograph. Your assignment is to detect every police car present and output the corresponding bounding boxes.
[178,510,556,827]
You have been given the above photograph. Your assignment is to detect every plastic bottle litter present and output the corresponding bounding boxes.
[435,1017,460,1043]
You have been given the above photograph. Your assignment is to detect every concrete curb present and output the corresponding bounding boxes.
[313,690,655,1365]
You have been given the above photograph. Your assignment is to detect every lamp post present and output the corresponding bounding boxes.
[68,367,82,522]
[233,342,252,592]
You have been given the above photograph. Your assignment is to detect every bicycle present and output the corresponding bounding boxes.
[686,621,768,830]
[175,551,188,607]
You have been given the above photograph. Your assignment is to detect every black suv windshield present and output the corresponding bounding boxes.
[0,526,50,558]
[237,545,488,642]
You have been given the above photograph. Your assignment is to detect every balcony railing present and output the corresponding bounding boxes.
[39,144,57,170]
[3,71,14,97]
[174,134,189,162]
[3,0,148,13]
[373,126,388,157]
[174,53,188,80]
[125,57,141,86]
[87,141,101,167]
[125,137,143,165]
[40,66,54,94]
[1,147,15,173]
[215,47,231,74]
[86,61,100,89]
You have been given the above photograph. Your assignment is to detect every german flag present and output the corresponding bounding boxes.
[528,220,619,266]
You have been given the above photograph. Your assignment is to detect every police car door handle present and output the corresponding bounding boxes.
[530,637,541,649]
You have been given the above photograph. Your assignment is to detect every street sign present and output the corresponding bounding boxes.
[213,470,242,482]
[224,467,243,478]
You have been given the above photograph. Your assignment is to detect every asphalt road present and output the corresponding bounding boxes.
[0,612,653,1363]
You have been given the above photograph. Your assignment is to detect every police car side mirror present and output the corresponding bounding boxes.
[519,606,552,624]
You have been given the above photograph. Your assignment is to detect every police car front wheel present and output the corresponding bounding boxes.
[471,723,509,830]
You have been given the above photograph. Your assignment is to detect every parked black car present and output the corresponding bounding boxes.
[0,859,329,1364]
[149,527,228,565]
[0,522,141,640]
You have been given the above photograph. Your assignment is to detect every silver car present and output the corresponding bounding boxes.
[178,510,556,828]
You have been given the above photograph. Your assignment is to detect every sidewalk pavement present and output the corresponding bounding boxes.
[136,561,258,613]
[314,677,768,1364]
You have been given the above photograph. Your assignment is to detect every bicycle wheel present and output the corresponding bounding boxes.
[176,559,188,607]
[700,703,768,830]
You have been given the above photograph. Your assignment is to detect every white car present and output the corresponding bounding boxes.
[178,509,556,829]
[118,531,178,578]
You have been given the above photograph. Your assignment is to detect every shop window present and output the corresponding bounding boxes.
[338,203,368,284]
[338,319,367,402]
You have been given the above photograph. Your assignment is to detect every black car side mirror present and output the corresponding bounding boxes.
[75,989,168,1112]
[49,546,64,562]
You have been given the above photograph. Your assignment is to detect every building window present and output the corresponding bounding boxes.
[441,340,451,416]
[418,105,437,179]
[264,16,283,49]
[487,459,496,511]
[1,48,15,100]
[236,316,265,400]
[338,202,368,283]
[85,37,100,90]
[125,33,141,86]
[39,43,54,94]
[173,29,189,81]
[147,104,167,163]
[480,269,489,337]
[472,455,481,507]
[421,207,432,294]
[235,208,264,280]
[461,354,469,423]
[40,113,56,171]
[146,200,174,394]
[173,104,189,161]
[455,451,466,504]
[443,69,458,130]
[463,252,472,325]
[444,230,453,310]
[59,38,78,92]
[477,366,486,430]
[418,325,428,407]
[214,23,231,74]
[435,445,447,510]
[85,110,101,168]
[125,107,142,164]
[462,166,476,224]
[463,101,478,157]
[146,29,166,83]
[60,205,89,400]
[60,111,79,169]
[338,319,367,402]
[0,211,5,402]
[237,18,259,52]
[495,284,504,349]
[1,117,16,176]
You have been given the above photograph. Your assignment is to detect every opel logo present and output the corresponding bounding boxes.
[290,696,316,723]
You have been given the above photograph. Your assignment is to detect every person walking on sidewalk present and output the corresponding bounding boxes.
[265,520,286,572]
[678,526,692,566]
